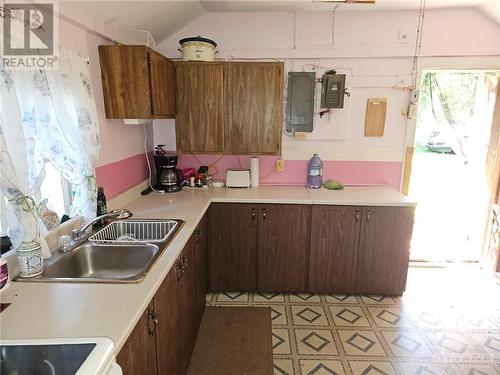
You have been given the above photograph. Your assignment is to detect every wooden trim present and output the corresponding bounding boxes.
[401,146,414,196]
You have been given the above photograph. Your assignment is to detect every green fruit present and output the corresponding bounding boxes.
[322,179,344,190]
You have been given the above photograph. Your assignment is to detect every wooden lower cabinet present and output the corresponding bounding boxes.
[155,237,197,375]
[194,214,209,328]
[209,203,258,291]
[257,205,311,292]
[308,206,361,294]
[119,217,208,375]
[116,302,158,375]
[355,206,415,295]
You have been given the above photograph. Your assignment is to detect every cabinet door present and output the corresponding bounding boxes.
[116,302,157,375]
[258,204,311,292]
[209,203,258,291]
[98,45,152,119]
[195,214,209,328]
[176,63,225,153]
[148,49,175,117]
[155,241,197,375]
[226,63,283,155]
[308,206,361,294]
[355,207,415,296]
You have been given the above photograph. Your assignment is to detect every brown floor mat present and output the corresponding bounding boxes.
[187,306,273,375]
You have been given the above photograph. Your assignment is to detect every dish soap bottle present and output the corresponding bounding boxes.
[96,186,108,226]
[307,153,323,189]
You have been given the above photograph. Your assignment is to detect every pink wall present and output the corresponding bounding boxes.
[95,152,154,199]
[58,14,155,198]
[177,155,402,190]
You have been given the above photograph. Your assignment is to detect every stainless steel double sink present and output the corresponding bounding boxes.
[17,219,183,284]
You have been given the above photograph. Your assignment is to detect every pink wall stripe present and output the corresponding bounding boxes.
[95,152,153,199]
[177,155,402,190]
[96,153,402,199]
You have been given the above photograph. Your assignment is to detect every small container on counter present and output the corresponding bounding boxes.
[16,241,43,278]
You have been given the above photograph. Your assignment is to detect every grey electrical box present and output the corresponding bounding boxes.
[321,73,346,108]
[286,72,315,133]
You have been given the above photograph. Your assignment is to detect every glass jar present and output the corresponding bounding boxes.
[16,241,43,278]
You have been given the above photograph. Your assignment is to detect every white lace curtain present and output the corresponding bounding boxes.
[0,48,101,252]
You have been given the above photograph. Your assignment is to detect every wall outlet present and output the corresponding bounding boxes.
[294,132,308,141]
[276,159,285,172]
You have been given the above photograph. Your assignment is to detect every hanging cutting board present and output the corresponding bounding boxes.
[365,98,387,137]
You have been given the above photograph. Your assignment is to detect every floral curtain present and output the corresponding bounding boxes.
[0,48,101,254]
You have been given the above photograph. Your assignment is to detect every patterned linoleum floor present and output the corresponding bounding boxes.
[205,266,500,375]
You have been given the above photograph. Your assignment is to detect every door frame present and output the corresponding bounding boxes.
[401,58,500,268]
[401,56,500,192]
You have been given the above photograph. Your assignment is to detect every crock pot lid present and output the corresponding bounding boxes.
[179,36,217,47]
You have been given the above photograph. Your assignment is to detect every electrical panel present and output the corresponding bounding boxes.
[286,72,315,133]
[321,73,346,109]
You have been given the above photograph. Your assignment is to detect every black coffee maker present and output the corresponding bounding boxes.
[153,154,183,193]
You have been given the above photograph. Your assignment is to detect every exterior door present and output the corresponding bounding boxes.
[484,78,500,273]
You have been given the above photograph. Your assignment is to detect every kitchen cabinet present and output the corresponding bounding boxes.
[175,62,225,153]
[308,205,414,296]
[118,216,209,375]
[209,203,310,292]
[257,204,311,292]
[155,236,197,375]
[116,302,157,375]
[225,63,283,155]
[194,214,209,328]
[308,206,360,294]
[209,203,258,291]
[98,45,175,119]
[175,61,283,155]
[355,206,415,295]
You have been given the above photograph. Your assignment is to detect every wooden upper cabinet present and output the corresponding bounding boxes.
[175,62,225,153]
[175,61,283,155]
[226,63,283,155]
[98,45,175,119]
[355,206,415,296]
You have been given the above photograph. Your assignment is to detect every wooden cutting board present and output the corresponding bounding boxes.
[365,98,387,137]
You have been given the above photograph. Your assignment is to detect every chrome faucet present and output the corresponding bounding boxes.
[71,209,133,241]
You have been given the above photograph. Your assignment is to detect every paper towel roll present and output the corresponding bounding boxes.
[250,157,259,187]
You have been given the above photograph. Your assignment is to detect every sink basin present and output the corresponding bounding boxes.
[16,219,183,283]
[41,243,160,282]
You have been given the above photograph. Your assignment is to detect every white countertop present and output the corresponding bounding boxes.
[0,186,415,353]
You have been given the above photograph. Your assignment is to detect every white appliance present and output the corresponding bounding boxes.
[0,337,122,375]
[225,169,251,188]
[178,36,217,61]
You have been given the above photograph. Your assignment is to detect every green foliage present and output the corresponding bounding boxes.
[418,71,480,126]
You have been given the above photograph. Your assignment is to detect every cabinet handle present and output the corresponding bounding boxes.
[366,209,371,221]
[147,307,158,336]
[251,209,256,220]
[355,209,360,222]
[262,212,267,219]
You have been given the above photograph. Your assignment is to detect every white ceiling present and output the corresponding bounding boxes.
[70,0,500,43]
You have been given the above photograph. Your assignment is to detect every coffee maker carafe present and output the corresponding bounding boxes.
[153,154,183,193]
